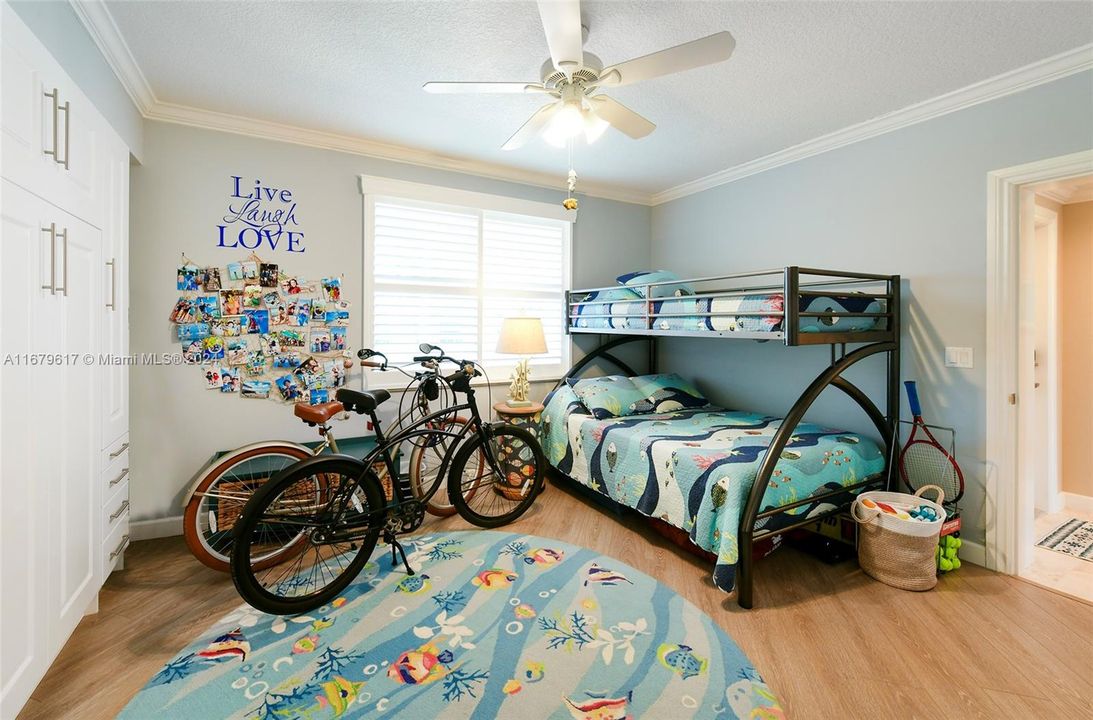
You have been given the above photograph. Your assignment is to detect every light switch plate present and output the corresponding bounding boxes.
[945,347,973,368]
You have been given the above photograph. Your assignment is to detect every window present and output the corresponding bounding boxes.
[362,177,572,384]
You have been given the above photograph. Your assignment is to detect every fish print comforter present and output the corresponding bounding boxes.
[541,386,886,592]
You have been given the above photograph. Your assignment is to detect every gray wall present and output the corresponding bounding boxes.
[130,120,650,521]
[650,71,1093,545]
[10,0,143,157]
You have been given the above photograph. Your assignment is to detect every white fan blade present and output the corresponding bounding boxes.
[502,103,559,150]
[588,95,655,139]
[423,82,548,94]
[537,0,583,74]
[599,31,735,87]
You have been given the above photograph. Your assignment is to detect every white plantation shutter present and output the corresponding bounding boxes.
[367,194,570,377]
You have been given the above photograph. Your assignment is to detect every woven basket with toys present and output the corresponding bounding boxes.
[852,485,946,591]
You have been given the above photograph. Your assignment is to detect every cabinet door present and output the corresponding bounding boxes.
[0,182,54,718]
[101,141,129,447]
[44,80,102,228]
[50,212,102,645]
[1,5,53,200]
[0,5,103,228]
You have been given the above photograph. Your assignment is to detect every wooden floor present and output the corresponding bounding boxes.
[20,479,1093,720]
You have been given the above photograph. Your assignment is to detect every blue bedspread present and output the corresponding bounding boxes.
[541,386,886,593]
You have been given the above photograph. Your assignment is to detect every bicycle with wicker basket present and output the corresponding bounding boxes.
[229,345,545,614]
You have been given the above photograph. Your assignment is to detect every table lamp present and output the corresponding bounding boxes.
[496,316,547,406]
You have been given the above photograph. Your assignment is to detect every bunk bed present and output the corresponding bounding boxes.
[545,267,901,609]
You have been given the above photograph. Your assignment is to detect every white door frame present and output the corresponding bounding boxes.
[1030,204,1061,517]
[985,148,1093,574]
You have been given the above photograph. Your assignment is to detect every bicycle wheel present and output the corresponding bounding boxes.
[230,456,385,615]
[409,416,483,517]
[182,444,313,572]
[448,424,545,528]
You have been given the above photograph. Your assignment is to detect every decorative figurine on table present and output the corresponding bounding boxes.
[508,360,532,406]
[495,317,547,407]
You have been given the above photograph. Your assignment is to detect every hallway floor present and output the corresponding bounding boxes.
[1024,504,1093,603]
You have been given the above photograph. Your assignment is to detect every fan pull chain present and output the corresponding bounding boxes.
[563,138,578,210]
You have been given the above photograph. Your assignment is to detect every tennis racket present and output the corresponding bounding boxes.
[899,381,964,504]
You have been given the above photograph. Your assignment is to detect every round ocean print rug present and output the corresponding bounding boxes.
[120,531,783,719]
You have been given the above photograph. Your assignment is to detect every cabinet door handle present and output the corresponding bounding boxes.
[41,223,56,294]
[110,467,129,487]
[54,228,68,296]
[59,99,70,170]
[106,258,117,309]
[44,88,60,163]
[109,500,130,522]
[109,534,130,560]
[109,442,130,458]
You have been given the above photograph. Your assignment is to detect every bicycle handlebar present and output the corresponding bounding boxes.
[360,347,479,379]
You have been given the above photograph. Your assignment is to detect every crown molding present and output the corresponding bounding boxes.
[650,43,1093,205]
[68,0,155,114]
[144,101,652,205]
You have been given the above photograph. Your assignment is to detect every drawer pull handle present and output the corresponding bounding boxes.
[106,259,116,309]
[41,224,57,294]
[44,88,60,162]
[59,98,70,170]
[109,442,130,458]
[109,468,129,487]
[109,534,130,560]
[109,500,130,522]
[55,228,68,297]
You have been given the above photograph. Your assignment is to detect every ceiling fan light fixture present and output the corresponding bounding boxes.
[542,100,585,147]
[543,99,609,147]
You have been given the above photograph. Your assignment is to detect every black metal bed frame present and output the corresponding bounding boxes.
[554,267,901,608]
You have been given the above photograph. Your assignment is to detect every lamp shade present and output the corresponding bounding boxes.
[496,317,547,355]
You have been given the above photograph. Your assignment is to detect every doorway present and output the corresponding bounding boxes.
[1021,176,1093,602]
[985,149,1093,602]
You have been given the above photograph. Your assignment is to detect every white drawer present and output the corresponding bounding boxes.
[102,480,130,533]
[101,434,129,475]
[102,510,130,576]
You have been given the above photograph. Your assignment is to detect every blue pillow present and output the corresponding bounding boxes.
[631,373,710,413]
[617,270,695,298]
[573,287,642,317]
[567,375,647,419]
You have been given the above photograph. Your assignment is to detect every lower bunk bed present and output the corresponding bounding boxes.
[541,376,888,602]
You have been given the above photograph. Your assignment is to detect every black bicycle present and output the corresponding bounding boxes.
[230,344,545,614]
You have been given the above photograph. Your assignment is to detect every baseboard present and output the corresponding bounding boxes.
[1060,491,1093,514]
[959,539,986,567]
[130,515,184,541]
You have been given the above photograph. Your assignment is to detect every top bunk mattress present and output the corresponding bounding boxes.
[571,291,885,334]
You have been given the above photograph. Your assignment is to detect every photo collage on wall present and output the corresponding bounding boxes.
[169,254,351,405]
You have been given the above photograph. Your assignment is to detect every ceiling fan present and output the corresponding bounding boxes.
[423,0,736,150]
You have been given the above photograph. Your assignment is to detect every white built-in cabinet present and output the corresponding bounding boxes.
[0,6,130,718]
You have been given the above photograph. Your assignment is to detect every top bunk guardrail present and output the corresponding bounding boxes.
[565,266,900,346]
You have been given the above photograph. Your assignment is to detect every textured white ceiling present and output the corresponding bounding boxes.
[106,1,1093,195]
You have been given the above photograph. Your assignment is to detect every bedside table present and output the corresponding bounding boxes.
[493,402,546,498]
[493,401,544,437]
